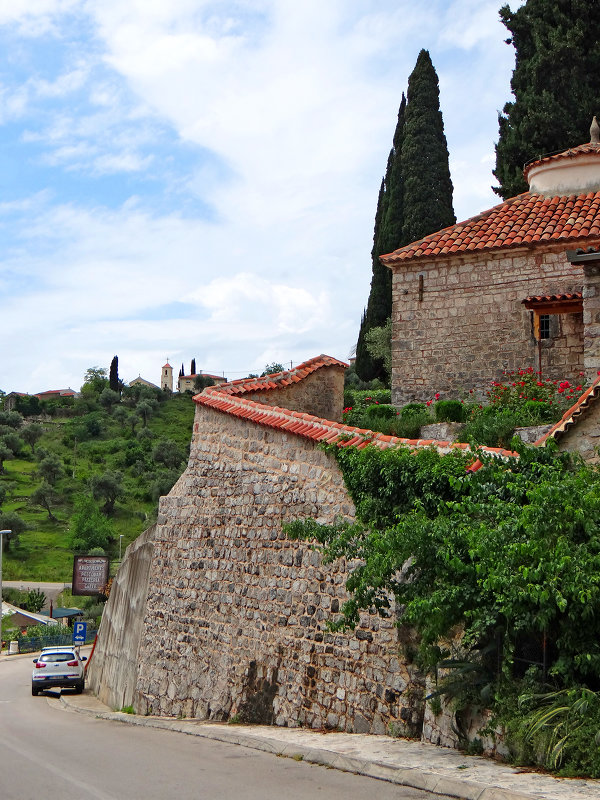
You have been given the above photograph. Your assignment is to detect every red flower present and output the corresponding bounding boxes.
[434,393,440,400]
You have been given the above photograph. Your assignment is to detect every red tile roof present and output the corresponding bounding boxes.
[194,355,515,467]
[196,389,516,462]
[35,389,76,398]
[522,292,582,305]
[380,191,600,266]
[180,373,227,382]
[214,354,347,397]
[535,374,600,446]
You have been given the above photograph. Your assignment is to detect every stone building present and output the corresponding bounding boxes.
[177,372,227,392]
[160,361,173,392]
[381,120,600,405]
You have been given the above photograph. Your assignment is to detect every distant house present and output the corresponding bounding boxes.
[381,119,600,405]
[1,601,59,629]
[39,607,84,628]
[129,376,160,391]
[178,372,228,393]
[4,388,77,412]
[34,389,77,403]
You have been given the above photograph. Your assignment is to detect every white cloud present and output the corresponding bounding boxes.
[0,0,80,34]
[0,1,526,393]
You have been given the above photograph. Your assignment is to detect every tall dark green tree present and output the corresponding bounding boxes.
[109,355,119,393]
[356,50,455,382]
[355,95,406,381]
[494,0,600,200]
[401,50,455,245]
[190,358,196,375]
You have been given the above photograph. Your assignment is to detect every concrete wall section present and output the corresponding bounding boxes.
[87,525,156,710]
[391,246,587,405]
[131,405,424,735]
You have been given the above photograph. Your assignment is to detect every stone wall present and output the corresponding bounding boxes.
[87,525,156,710]
[556,399,600,462]
[244,366,345,422]
[126,405,425,735]
[390,245,589,405]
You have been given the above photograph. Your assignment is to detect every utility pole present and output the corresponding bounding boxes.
[0,530,12,656]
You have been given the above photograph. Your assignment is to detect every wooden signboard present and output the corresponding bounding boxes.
[72,555,109,596]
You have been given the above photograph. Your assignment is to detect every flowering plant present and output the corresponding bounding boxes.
[485,367,585,416]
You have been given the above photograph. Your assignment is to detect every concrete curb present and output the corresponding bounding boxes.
[58,694,537,800]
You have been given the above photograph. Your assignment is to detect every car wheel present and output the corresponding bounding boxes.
[74,681,84,694]
[31,687,39,696]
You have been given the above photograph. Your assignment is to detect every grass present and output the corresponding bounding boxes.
[0,391,195,581]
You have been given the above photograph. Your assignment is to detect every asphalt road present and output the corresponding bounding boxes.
[3,581,72,609]
[0,653,452,800]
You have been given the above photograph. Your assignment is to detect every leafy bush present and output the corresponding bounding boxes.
[434,399,464,423]
[401,402,428,416]
[461,407,523,448]
[486,368,585,419]
[510,687,600,777]
[70,495,114,551]
[366,403,397,420]
[287,441,600,775]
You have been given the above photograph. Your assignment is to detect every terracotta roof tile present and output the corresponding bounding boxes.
[207,354,348,398]
[195,356,516,468]
[535,374,600,445]
[522,292,582,304]
[381,191,600,266]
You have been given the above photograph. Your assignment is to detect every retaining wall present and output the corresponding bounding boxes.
[87,525,156,710]
[116,405,426,734]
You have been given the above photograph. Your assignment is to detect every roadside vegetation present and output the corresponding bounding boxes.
[0,368,195,581]
[287,427,600,776]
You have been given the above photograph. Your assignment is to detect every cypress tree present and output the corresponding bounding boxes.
[494,0,600,200]
[109,355,119,393]
[355,96,406,381]
[401,50,455,245]
[190,358,196,376]
[356,51,455,383]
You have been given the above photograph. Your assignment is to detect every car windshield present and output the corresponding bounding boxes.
[39,652,76,663]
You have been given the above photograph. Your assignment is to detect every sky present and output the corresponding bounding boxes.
[0,0,522,393]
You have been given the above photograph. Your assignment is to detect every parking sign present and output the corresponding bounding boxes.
[73,621,87,644]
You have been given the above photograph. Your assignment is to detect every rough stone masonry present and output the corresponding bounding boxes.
[89,384,426,736]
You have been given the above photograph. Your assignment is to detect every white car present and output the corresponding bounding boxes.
[31,647,87,695]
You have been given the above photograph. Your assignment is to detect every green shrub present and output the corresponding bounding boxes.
[510,688,600,777]
[460,407,522,448]
[520,400,556,424]
[434,399,464,423]
[390,411,431,440]
[365,403,397,420]
[400,402,428,417]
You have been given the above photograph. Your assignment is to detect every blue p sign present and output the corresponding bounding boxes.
[73,621,87,644]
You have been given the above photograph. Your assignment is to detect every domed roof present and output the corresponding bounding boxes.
[524,117,600,196]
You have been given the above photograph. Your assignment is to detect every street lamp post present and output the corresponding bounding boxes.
[0,530,12,656]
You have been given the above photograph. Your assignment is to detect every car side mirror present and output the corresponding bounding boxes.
[32,659,37,663]
[81,656,87,661]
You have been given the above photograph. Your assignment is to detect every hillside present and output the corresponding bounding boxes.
[0,384,195,581]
